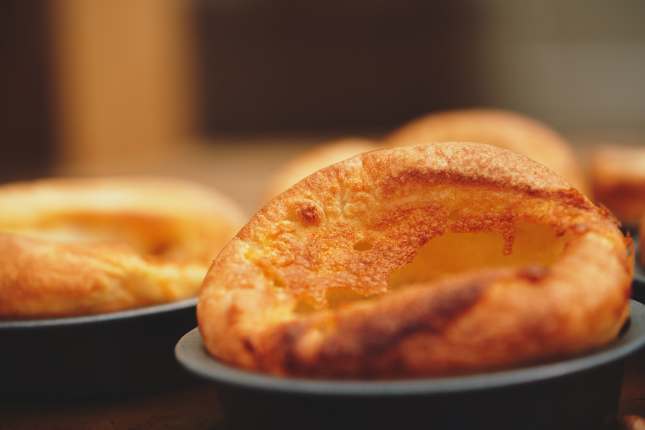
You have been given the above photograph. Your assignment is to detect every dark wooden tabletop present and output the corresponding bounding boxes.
[1,351,644,430]
[620,352,645,429]
[0,385,222,430]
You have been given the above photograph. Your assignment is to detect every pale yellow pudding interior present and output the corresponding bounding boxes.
[321,222,568,310]
[0,213,206,261]
[388,222,566,288]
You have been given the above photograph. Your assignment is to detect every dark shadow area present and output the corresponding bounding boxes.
[0,0,55,180]
[194,0,487,133]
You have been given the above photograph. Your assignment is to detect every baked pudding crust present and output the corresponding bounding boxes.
[264,138,376,200]
[385,109,588,194]
[0,177,245,318]
[198,143,631,378]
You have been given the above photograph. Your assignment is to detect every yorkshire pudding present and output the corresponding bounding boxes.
[198,143,631,378]
[589,146,645,224]
[265,138,376,199]
[0,177,244,318]
[386,109,588,194]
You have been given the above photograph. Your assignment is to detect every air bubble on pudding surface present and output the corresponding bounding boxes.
[353,239,373,251]
[288,199,325,227]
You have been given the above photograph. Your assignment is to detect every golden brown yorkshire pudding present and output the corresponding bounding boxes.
[198,143,631,379]
[386,109,588,194]
[0,177,244,318]
[589,146,645,224]
[264,138,376,199]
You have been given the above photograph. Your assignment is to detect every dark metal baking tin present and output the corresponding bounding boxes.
[632,235,645,302]
[0,298,198,401]
[621,223,639,238]
[635,261,645,300]
[176,300,645,430]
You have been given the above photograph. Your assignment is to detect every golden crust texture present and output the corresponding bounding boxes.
[589,146,645,224]
[198,142,631,379]
[0,177,245,318]
[264,138,376,200]
[385,109,588,194]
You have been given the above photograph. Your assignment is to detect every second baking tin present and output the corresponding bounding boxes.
[177,300,645,430]
[0,298,198,401]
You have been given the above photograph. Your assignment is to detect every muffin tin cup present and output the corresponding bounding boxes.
[0,298,198,401]
[176,300,645,430]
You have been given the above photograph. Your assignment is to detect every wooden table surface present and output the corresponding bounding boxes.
[0,385,221,430]
[2,354,645,430]
[3,138,645,429]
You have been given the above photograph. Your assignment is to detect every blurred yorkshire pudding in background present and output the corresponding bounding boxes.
[198,143,631,379]
[264,138,376,200]
[589,146,645,225]
[385,109,588,194]
[0,177,245,318]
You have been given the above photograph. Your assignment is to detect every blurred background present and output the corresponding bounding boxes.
[2,0,644,212]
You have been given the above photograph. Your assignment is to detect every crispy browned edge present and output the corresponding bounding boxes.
[199,143,631,378]
[263,138,377,201]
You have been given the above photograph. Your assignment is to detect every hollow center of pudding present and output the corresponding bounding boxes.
[319,222,568,311]
[387,222,565,289]
[1,212,194,261]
